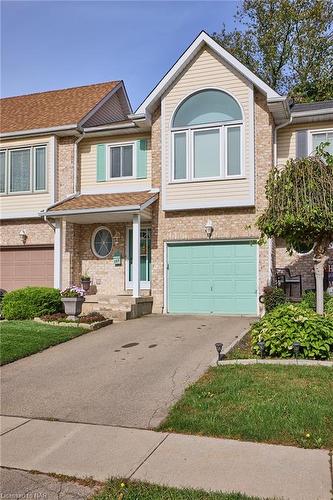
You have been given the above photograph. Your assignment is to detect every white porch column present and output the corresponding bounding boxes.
[132,214,141,298]
[54,219,62,289]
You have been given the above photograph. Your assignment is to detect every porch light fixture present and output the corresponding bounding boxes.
[293,341,301,359]
[215,342,223,361]
[257,340,265,358]
[205,220,213,239]
[19,230,27,245]
[113,231,120,246]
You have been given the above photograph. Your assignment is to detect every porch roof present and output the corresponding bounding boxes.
[41,191,158,223]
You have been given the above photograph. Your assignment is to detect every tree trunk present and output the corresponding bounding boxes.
[314,257,325,315]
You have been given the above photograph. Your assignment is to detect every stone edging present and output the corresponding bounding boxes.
[34,318,113,331]
[217,358,333,367]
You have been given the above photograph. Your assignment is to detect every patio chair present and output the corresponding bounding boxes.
[275,268,302,298]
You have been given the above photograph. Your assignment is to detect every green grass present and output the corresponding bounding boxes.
[159,364,333,449]
[93,479,266,500]
[0,320,87,365]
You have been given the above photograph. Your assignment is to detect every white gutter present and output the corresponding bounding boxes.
[73,130,85,194]
[43,215,56,231]
[0,124,78,139]
[291,108,333,118]
[82,122,137,133]
[268,115,293,286]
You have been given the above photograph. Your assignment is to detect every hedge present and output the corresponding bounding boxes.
[2,287,62,320]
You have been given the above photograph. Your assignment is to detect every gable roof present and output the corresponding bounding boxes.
[0,81,124,134]
[135,31,281,116]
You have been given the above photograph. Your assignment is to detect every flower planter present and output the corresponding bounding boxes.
[61,297,85,320]
[81,279,91,292]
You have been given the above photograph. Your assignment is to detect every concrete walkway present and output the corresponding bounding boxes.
[1,416,331,500]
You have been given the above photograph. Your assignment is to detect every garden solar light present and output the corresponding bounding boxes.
[257,340,265,358]
[215,342,223,361]
[293,341,300,359]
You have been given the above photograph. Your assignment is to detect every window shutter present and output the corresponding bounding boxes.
[97,144,106,182]
[136,139,147,179]
[296,130,308,159]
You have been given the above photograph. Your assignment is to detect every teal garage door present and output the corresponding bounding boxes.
[167,241,257,315]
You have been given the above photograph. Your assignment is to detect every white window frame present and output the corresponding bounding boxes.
[0,144,47,196]
[107,141,136,180]
[170,120,243,183]
[91,226,113,259]
[308,129,333,155]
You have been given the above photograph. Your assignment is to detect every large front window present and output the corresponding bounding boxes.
[0,145,47,194]
[109,143,134,178]
[171,89,243,182]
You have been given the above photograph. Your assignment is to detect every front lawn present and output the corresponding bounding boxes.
[94,479,265,500]
[0,320,87,365]
[159,364,333,449]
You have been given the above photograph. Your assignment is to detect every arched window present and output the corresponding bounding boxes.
[171,89,243,181]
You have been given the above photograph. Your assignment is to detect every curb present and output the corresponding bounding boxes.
[217,358,333,367]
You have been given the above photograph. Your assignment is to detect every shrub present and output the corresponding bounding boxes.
[260,286,286,312]
[251,303,333,359]
[2,287,62,320]
[326,298,333,316]
[301,290,331,312]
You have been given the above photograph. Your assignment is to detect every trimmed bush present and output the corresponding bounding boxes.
[251,303,333,359]
[301,290,331,312]
[326,298,333,316]
[260,286,286,312]
[2,287,62,320]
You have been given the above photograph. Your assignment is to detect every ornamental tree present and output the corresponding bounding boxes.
[256,145,333,314]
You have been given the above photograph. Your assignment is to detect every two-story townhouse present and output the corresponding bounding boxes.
[1,31,332,318]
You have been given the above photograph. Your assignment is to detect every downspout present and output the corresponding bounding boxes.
[268,115,293,285]
[73,129,85,195]
[43,215,55,231]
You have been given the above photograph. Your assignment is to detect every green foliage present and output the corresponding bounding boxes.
[260,286,286,312]
[256,153,333,254]
[212,0,333,101]
[2,287,62,320]
[251,304,333,359]
[301,290,332,312]
[326,298,333,316]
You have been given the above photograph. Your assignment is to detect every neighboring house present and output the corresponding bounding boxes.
[1,32,332,317]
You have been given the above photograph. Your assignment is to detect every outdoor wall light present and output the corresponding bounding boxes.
[113,231,120,246]
[205,220,214,239]
[293,341,301,359]
[215,342,223,361]
[257,340,266,358]
[19,230,27,245]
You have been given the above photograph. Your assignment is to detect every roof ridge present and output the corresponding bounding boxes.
[1,80,120,101]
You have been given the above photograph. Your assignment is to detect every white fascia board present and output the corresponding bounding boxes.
[291,108,333,118]
[135,31,280,116]
[41,205,142,218]
[162,197,255,212]
[1,211,41,220]
[0,124,78,139]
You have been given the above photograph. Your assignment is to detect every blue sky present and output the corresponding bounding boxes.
[1,1,239,110]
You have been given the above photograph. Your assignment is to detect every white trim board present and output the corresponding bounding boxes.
[136,31,280,116]
[162,197,255,211]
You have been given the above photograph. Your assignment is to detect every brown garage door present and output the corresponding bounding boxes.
[0,246,54,291]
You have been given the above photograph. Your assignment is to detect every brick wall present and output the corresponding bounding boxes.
[150,90,274,314]
[0,218,54,246]
[57,137,75,200]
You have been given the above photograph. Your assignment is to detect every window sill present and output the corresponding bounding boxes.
[168,176,246,185]
[0,190,49,197]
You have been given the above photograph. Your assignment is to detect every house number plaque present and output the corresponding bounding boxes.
[113,250,122,266]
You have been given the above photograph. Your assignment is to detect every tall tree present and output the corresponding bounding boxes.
[213,0,333,101]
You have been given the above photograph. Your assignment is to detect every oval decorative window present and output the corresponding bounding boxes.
[92,227,113,258]
[293,242,314,255]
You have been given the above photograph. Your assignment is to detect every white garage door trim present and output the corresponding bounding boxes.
[164,239,259,316]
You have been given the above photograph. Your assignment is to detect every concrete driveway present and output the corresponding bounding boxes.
[1,315,253,428]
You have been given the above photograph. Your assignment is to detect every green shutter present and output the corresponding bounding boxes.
[97,144,106,182]
[136,139,147,179]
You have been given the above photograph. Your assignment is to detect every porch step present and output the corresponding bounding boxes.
[85,295,153,322]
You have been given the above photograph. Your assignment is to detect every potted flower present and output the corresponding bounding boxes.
[80,273,91,291]
[61,286,85,320]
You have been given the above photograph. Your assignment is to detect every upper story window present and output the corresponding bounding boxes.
[311,130,333,155]
[0,145,47,195]
[108,143,134,178]
[171,89,243,182]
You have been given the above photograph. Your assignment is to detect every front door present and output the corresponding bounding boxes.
[127,228,151,289]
